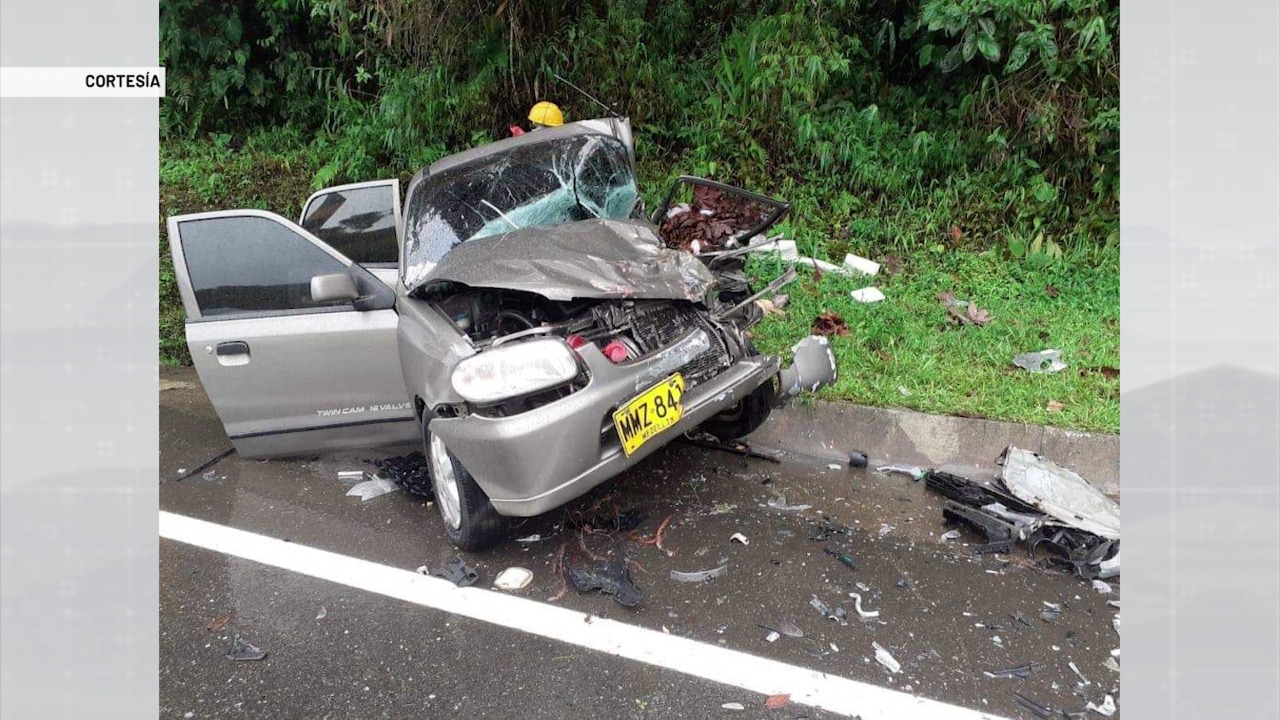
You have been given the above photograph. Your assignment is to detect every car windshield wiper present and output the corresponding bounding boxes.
[480,199,520,230]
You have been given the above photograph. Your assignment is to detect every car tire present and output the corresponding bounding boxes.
[423,420,506,551]
[699,376,775,441]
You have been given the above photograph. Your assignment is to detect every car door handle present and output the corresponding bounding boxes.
[216,341,250,356]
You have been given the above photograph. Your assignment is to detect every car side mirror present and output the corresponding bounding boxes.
[310,272,359,304]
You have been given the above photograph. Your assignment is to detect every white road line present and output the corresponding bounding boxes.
[160,511,1006,719]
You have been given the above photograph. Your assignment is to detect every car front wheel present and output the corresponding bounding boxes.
[424,421,506,551]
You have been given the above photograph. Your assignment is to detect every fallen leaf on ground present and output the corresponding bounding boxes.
[882,254,904,276]
[1045,283,1060,298]
[207,614,233,632]
[765,694,791,709]
[938,293,992,327]
[811,311,850,337]
[950,225,964,243]
[1046,400,1066,413]
[756,299,784,316]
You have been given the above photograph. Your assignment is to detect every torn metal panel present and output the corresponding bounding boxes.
[1000,446,1120,540]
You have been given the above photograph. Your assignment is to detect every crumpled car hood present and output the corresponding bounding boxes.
[416,218,716,302]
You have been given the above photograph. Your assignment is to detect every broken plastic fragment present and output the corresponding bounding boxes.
[515,533,547,544]
[1085,694,1117,716]
[843,253,881,276]
[337,470,367,482]
[431,557,479,587]
[494,567,533,591]
[720,702,745,711]
[315,606,327,620]
[346,477,399,501]
[1091,579,1113,594]
[939,529,962,542]
[729,533,749,545]
[567,558,644,607]
[765,630,780,643]
[767,496,812,512]
[872,641,901,673]
[1013,692,1053,718]
[778,618,803,638]
[878,465,927,481]
[1012,349,1067,373]
[225,635,266,662]
[848,592,880,619]
[850,287,885,303]
[670,565,728,583]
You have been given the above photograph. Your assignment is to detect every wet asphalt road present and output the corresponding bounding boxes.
[160,367,1121,719]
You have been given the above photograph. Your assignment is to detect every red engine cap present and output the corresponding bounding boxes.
[566,334,587,349]
[601,340,629,363]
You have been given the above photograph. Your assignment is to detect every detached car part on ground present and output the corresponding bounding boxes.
[167,119,836,550]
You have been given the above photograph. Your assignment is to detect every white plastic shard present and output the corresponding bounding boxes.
[850,287,885,303]
[494,567,534,591]
[346,477,399,501]
[1000,446,1120,540]
[872,641,901,673]
[843,253,881,276]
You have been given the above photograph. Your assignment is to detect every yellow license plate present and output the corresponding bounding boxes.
[613,373,686,456]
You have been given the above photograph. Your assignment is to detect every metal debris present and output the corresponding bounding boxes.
[985,662,1042,679]
[1013,692,1053,718]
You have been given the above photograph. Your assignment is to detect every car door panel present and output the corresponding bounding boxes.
[169,209,414,458]
[300,179,403,274]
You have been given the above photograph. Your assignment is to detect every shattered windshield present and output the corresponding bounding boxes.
[403,133,638,288]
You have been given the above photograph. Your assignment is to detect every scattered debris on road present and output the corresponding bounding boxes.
[428,557,479,587]
[848,450,869,468]
[337,470,366,482]
[670,564,728,583]
[843,253,880,276]
[1013,691,1053,718]
[1012,349,1068,373]
[922,449,1120,580]
[720,702,745,711]
[493,567,533,591]
[810,595,847,625]
[374,451,433,497]
[764,693,791,710]
[985,662,1042,679]
[877,464,926,481]
[729,532,749,546]
[848,592,880,619]
[224,635,267,662]
[767,495,812,512]
[872,641,901,673]
[567,558,644,607]
[823,546,858,572]
[315,606,327,620]
[1086,694,1117,716]
[345,476,399,501]
[206,614,232,633]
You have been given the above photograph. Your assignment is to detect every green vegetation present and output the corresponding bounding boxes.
[160,0,1119,432]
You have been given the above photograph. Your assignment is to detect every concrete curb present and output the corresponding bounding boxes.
[751,400,1120,495]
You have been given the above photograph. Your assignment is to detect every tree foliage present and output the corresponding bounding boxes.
[160,0,1118,244]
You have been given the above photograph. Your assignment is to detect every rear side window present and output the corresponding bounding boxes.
[179,215,350,317]
[301,185,399,264]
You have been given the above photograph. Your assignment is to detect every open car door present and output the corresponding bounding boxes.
[300,179,402,288]
[168,209,416,458]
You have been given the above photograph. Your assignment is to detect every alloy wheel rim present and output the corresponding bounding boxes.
[429,432,463,530]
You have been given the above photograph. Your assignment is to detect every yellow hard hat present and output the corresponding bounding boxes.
[528,101,564,127]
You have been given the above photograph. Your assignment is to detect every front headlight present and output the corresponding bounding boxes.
[450,338,580,404]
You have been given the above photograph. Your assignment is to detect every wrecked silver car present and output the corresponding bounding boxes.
[167,119,835,549]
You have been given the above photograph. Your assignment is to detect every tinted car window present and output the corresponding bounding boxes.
[301,185,398,264]
[179,215,350,317]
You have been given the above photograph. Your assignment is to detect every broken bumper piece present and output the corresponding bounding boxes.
[431,328,780,517]
[776,335,837,403]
